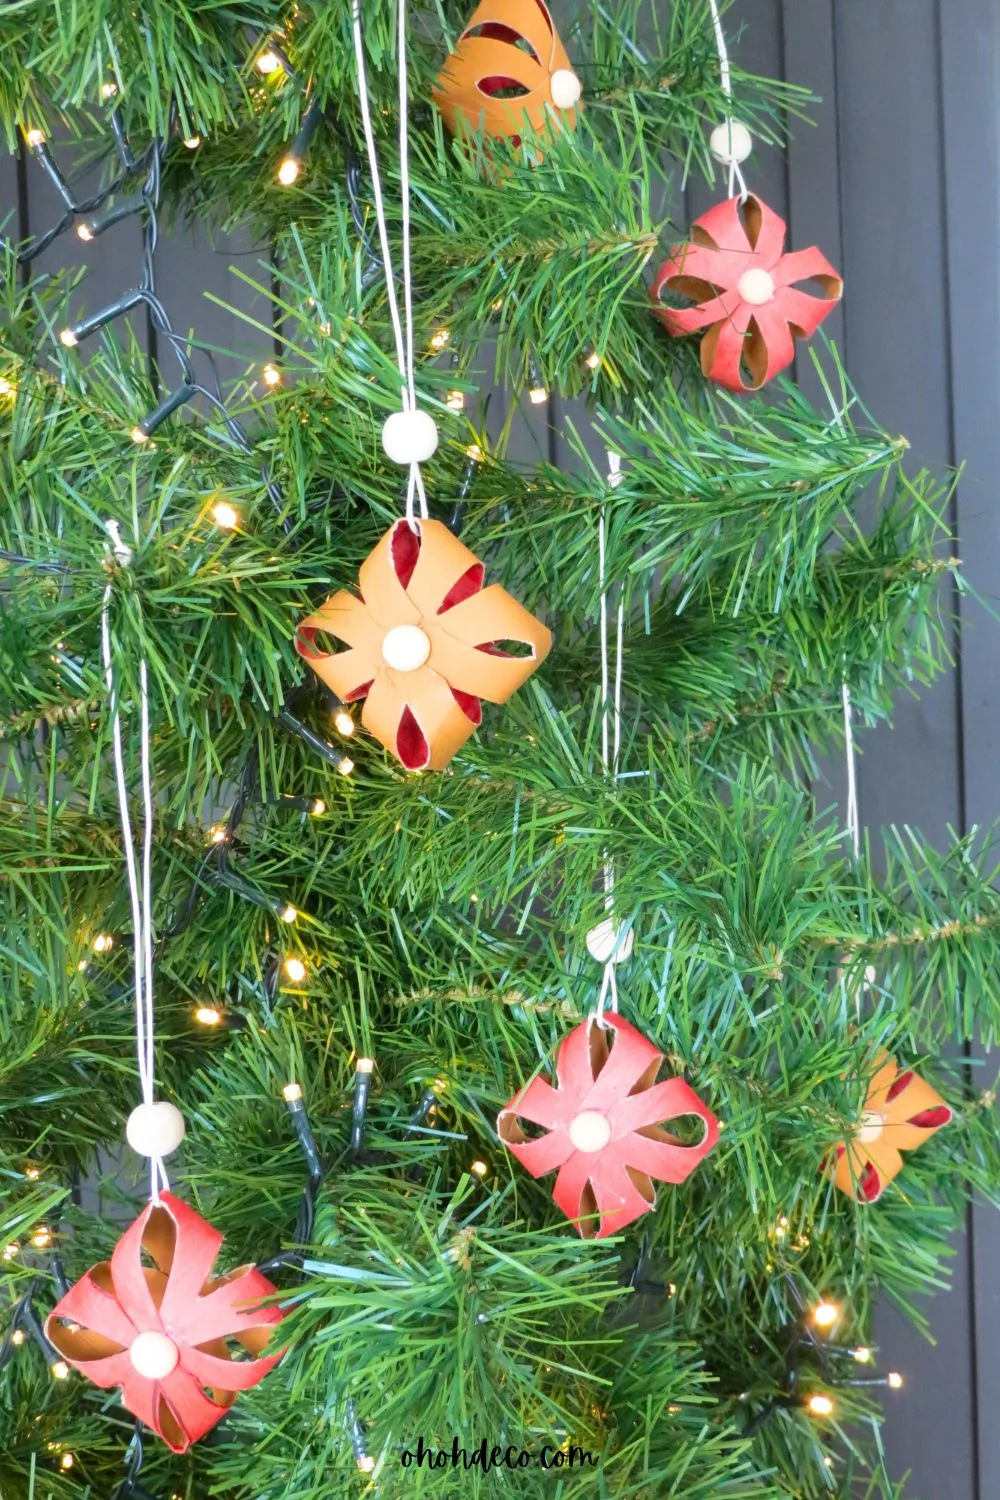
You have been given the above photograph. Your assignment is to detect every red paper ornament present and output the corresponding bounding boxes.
[497,1013,719,1238]
[296,518,552,772]
[651,193,842,392]
[45,1192,285,1453]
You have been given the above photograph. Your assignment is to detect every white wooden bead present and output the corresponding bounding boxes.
[381,409,439,465]
[550,69,582,110]
[857,1110,885,1145]
[125,1101,186,1158]
[568,1110,612,1153]
[585,918,634,965]
[381,624,431,672]
[709,119,753,165]
[737,268,776,305]
[129,1331,179,1379]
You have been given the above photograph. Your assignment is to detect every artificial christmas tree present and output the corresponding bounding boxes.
[1,2,999,1498]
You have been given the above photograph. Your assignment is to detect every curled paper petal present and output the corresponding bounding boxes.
[45,1192,285,1453]
[296,518,552,771]
[432,0,581,148]
[825,1052,953,1203]
[498,1013,718,1238]
[651,192,842,392]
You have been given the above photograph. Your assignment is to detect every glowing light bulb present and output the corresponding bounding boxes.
[277,156,301,186]
[92,933,113,953]
[807,1394,834,1417]
[194,1006,222,1027]
[470,1160,488,1177]
[209,824,227,844]
[311,798,326,816]
[262,363,282,386]
[338,757,354,777]
[212,500,239,529]
[429,328,450,351]
[59,328,79,348]
[24,1166,40,1181]
[130,425,149,444]
[32,1227,52,1248]
[76,223,94,242]
[257,50,281,74]
[61,1454,74,1470]
[852,1346,873,1364]
[356,1057,375,1074]
[334,709,355,737]
[357,1455,376,1473]
[465,443,483,461]
[3,1243,18,1261]
[283,1082,302,1102]
[584,350,601,370]
[284,957,306,983]
[528,384,548,405]
[11,1328,24,1344]
[280,904,298,923]
[887,1371,903,1390]
[77,959,88,972]
[446,389,465,412]
[26,129,45,148]
[812,1301,839,1329]
[183,135,201,150]
[0,377,11,395]
[101,82,118,100]
[51,1361,70,1380]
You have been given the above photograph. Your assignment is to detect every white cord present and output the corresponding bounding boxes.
[101,521,167,1203]
[594,455,626,1022]
[705,0,748,200]
[352,0,429,528]
[841,680,860,859]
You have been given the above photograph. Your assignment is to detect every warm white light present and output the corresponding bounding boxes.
[334,709,355,737]
[356,1057,375,1074]
[0,377,11,396]
[470,1160,488,1177]
[76,223,94,242]
[60,1454,74,1470]
[194,1006,222,1027]
[311,799,326,816]
[131,425,149,445]
[277,155,301,186]
[101,82,118,100]
[32,1226,52,1248]
[465,443,482,461]
[92,933,113,953]
[26,129,45,148]
[280,904,298,923]
[852,1346,872,1364]
[77,959,88,972]
[59,328,79,348]
[812,1301,839,1329]
[212,500,239,529]
[3,1243,18,1261]
[284,957,306,983]
[24,1166,40,1181]
[429,328,450,351]
[528,385,548,405]
[357,1456,376,1473]
[51,1361,70,1380]
[283,1082,303,1102]
[446,389,465,412]
[184,135,201,149]
[11,1328,24,1344]
[887,1371,903,1390]
[584,350,601,370]
[209,824,227,844]
[257,50,282,74]
[338,757,354,777]
[807,1394,834,1417]
[262,362,282,386]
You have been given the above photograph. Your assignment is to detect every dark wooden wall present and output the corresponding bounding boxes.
[4,2,999,1493]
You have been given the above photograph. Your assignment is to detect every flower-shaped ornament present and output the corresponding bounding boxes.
[825,1053,953,1203]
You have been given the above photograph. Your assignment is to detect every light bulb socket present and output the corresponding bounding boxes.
[350,1060,374,1152]
[132,382,197,442]
[77,194,146,242]
[63,288,145,346]
[290,98,325,161]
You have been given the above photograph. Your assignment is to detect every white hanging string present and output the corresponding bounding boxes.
[841,680,860,859]
[705,0,748,200]
[100,521,166,1204]
[352,0,429,528]
[594,454,626,1022]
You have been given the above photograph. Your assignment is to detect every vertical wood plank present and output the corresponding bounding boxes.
[938,2,1000,1496]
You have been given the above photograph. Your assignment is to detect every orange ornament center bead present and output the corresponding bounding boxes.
[381,624,431,672]
[857,1110,885,1145]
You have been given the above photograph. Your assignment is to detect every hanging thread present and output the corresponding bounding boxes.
[100,521,166,1203]
[594,454,627,1022]
[352,0,429,528]
[841,680,860,859]
[705,0,748,200]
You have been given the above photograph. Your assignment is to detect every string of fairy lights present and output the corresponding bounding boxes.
[1,17,908,1497]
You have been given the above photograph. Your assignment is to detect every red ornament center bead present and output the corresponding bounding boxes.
[737,268,775,305]
[129,1330,179,1379]
[568,1110,612,1153]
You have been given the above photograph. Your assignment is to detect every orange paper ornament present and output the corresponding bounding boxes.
[295,518,551,771]
[824,1053,952,1203]
[432,0,582,148]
